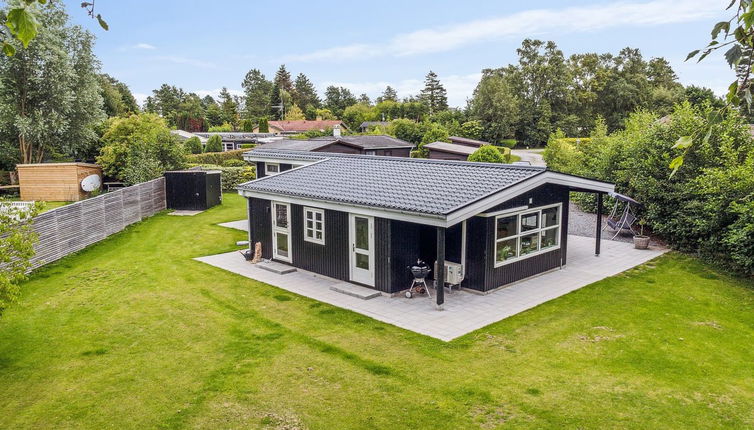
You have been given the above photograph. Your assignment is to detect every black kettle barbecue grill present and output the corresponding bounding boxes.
[406,259,431,299]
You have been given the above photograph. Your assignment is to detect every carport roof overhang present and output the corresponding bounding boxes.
[238,171,614,228]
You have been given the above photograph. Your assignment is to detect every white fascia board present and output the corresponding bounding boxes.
[238,170,614,229]
[237,189,448,227]
[242,154,322,165]
[445,172,614,226]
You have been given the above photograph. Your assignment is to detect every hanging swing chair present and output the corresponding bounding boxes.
[603,192,641,240]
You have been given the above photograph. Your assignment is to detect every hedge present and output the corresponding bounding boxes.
[188,164,256,191]
[498,139,517,148]
[186,149,247,165]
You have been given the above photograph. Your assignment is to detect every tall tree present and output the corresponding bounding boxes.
[0,2,105,164]
[269,65,294,119]
[323,86,357,118]
[218,87,239,128]
[98,74,138,117]
[357,93,371,105]
[469,69,520,144]
[241,68,272,122]
[293,73,320,111]
[377,85,398,103]
[419,71,448,114]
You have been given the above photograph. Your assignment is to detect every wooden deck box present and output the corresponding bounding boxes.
[17,162,102,202]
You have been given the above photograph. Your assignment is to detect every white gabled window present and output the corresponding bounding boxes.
[265,163,280,175]
[304,207,325,245]
[494,203,561,266]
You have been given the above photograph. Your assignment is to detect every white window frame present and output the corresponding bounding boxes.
[494,203,562,267]
[265,162,280,176]
[303,207,325,245]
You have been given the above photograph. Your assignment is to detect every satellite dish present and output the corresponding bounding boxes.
[81,174,101,192]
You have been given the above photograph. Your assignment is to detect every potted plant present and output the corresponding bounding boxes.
[633,219,650,250]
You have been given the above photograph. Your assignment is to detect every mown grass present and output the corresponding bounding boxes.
[0,193,753,429]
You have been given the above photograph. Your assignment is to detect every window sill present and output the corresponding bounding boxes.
[494,244,561,268]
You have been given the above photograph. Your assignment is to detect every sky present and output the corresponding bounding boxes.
[66,0,733,108]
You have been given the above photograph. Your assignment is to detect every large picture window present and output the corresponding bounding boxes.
[304,207,325,245]
[494,203,561,266]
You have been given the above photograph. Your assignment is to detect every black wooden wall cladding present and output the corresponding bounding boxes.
[478,183,571,292]
[248,198,272,259]
[290,204,350,282]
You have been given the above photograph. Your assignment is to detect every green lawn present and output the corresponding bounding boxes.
[1,193,753,429]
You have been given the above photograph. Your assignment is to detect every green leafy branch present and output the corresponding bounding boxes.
[674,0,753,176]
[2,0,108,56]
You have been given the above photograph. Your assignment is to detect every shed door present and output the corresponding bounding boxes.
[349,214,375,286]
[271,202,292,262]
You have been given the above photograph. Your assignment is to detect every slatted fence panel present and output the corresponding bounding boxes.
[25,177,166,270]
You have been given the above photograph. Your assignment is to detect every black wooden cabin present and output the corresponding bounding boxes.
[239,149,614,307]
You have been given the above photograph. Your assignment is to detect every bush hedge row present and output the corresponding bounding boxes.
[544,105,754,275]
[186,148,248,165]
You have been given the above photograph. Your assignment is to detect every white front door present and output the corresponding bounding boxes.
[349,214,375,286]
[271,201,292,262]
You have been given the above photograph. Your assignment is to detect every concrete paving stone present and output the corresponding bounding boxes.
[195,235,666,341]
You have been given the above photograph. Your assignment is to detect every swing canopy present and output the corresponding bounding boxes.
[608,192,641,206]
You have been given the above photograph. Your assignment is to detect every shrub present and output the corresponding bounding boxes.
[185,136,202,154]
[258,117,269,133]
[468,145,506,163]
[239,143,256,149]
[545,103,754,275]
[97,113,186,181]
[190,164,256,191]
[240,119,254,132]
[187,148,246,165]
[208,123,233,132]
[417,123,450,157]
[122,146,164,185]
[498,139,517,148]
[222,158,247,167]
[204,135,223,153]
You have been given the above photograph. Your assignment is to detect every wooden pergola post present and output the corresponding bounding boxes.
[436,226,445,310]
[595,192,603,256]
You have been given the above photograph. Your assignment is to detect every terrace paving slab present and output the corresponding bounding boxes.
[195,235,666,341]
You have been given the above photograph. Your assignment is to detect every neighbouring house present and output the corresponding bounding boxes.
[170,129,208,145]
[425,136,493,160]
[237,149,615,307]
[253,135,413,173]
[171,130,278,151]
[425,141,477,161]
[359,121,390,132]
[16,162,102,201]
[193,132,277,151]
[448,136,489,147]
[254,120,348,135]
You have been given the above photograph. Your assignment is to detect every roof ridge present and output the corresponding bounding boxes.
[248,148,545,171]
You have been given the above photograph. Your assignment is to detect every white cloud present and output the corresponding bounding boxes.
[320,73,481,108]
[154,56,217,69]
[193,88,244,99]
[133,43,156,50]
[133,92,149,106]
[283,0,720,62]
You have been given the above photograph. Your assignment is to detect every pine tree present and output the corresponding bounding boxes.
[378,85,398,103]
[293,73,320,111]
[241,68,273,122]
[358,93,371,105]
[419,71,448,115]
[218,87,239,128]
[269,65,294,120]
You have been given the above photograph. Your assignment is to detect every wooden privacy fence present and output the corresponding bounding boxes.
[27,177,166,270]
